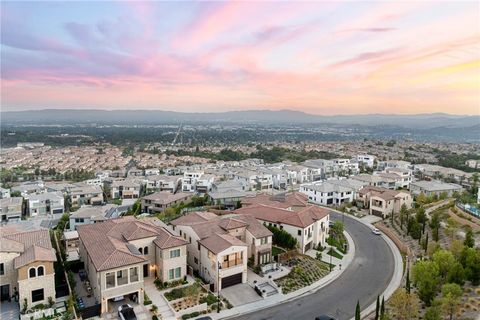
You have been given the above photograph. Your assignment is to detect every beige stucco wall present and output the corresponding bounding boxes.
[18,272,55,308]
[155,245,187,283]
[0,252,19,297]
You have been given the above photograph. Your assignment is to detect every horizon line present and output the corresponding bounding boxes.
[1,108,477,117]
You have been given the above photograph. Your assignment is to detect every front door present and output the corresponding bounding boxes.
[0,285,10,301]
[143,264,149,278]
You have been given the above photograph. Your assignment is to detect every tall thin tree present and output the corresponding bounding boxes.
[375,295,380,320]
[355,300,361,320]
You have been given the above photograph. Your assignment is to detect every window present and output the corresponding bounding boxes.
[75,218,84,223]
[129,267,138,282]
[297,230,301,236]
[189,237,191,243]
[260,237,268,245]
[0,263,4,276]
[170,249,180,258]
[37,266,44,276]
[175,267,181,278]
[117,270,128,286]
[106,272,115,288]
[31,289,44,303]
[29,268,36,278]
[139,247,143,254]
[194,257,198,264]
[168,269,174,280]
[197,243,200,251]
[143,246,149,255]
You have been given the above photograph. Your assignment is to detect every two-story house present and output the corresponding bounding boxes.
[236,203,330,253]
[145,175,180,193]
[171,211,272,291]
[0,227,56,308]
[141,192,192,214]
[0,197,23,222]
[25,192,64,217]
[357,186,413,218]
[69,184,104,207]
[77,217,187,314]
[111,179,142,200]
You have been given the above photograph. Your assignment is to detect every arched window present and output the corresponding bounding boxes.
[37,266,44,276]
[29,267,36,278]
[139,247,143,254]
[143,247,149,255]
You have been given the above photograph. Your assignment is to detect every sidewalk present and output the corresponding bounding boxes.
[211,230,356,319]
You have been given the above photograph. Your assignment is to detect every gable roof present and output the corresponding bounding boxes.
[198,233,247,254]
[0,228,56,269]
[242,192,308,209]
[235,204,330,228]
[77,216,186,271]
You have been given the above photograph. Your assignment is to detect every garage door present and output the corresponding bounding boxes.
[221,273,242,289]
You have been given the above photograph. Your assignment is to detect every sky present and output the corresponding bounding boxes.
[1,1,479,115]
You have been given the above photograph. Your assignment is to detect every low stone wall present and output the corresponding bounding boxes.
[21,308,55,320]
[448,209,480,232]
[375,223,411,256]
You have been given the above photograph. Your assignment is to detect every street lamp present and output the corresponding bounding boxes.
[217,261,221,313]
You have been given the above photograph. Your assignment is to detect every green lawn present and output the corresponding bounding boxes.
[326,248,343,259]
[272,246,286,256]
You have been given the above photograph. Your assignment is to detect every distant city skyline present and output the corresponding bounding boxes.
[1,1,479,115]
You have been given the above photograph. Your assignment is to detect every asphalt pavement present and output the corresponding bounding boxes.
[230,212,395,320]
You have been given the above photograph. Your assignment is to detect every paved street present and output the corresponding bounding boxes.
[231,212,395,320]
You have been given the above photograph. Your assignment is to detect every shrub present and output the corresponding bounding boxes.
[265,224,297,249]
[199,293,217,305]
[182,311,200,320]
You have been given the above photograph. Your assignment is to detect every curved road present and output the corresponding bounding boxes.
[231,212,395,320]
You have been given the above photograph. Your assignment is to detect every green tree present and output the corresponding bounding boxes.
[375,295,380,320]
[441,283,463,320]
[424,301,442,320]
[445,217,459,240]
[464,228,475,248]
[429,212,441,242]
[380,296,385,319]
[405,268,411,293]
[389,288,419,320]
[412,260,440,305]
[460,247,480,285]
[432,250,456,281]
[355,300,361,320]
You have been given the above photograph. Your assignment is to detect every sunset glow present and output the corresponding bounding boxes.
[1,1,479,114]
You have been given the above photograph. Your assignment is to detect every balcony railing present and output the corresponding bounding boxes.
[221,259,243,270]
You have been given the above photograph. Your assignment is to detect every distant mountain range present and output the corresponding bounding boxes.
[1,109,479,129]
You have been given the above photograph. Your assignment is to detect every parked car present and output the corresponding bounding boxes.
[372,228,381,235]
[118,304,136,320]
[315,315,336,320]
[196,317,213,320]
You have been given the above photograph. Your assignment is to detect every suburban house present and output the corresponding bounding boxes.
[141,191,192,214]
[285,165,309,184]
[77,217,188,313]
[145,175,180,193]
[409,180,463,197]
[377,160,412,171]
[25,192,64,217]
[144,168,160,176]
[11,181,45,197]
[209,180,251,208]
[181,171,205,192]
[171,211,272,291]
[69,206,110,231]
[414,164,472,185]
[0,227,57,308]
[0,197,23,222]
[357,186,413,218]
[233,170,273,191]
[69,184,104,207]
[303,159,337,181]
[195,174,215,193]
[1,187,11,199]
[111,179,142,200]
[356,155,376,168]
[332,158,360,176]
[235,204,330,253]
[300,179,366,206]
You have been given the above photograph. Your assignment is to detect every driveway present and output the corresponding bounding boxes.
[231,211,396,320]
[0,300,19,320]
[221,283,262,306]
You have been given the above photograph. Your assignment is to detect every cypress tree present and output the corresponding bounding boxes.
[424,233,429,253]
[380,296,385,319]
[406,268,411,294]
[355,300,361,320]
[375,295,380,320]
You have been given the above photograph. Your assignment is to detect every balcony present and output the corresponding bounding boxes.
[221,259,243,270]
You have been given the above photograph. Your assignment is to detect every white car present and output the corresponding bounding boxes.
[372,228,381,235]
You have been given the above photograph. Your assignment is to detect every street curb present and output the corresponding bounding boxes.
[213,228,356,320]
